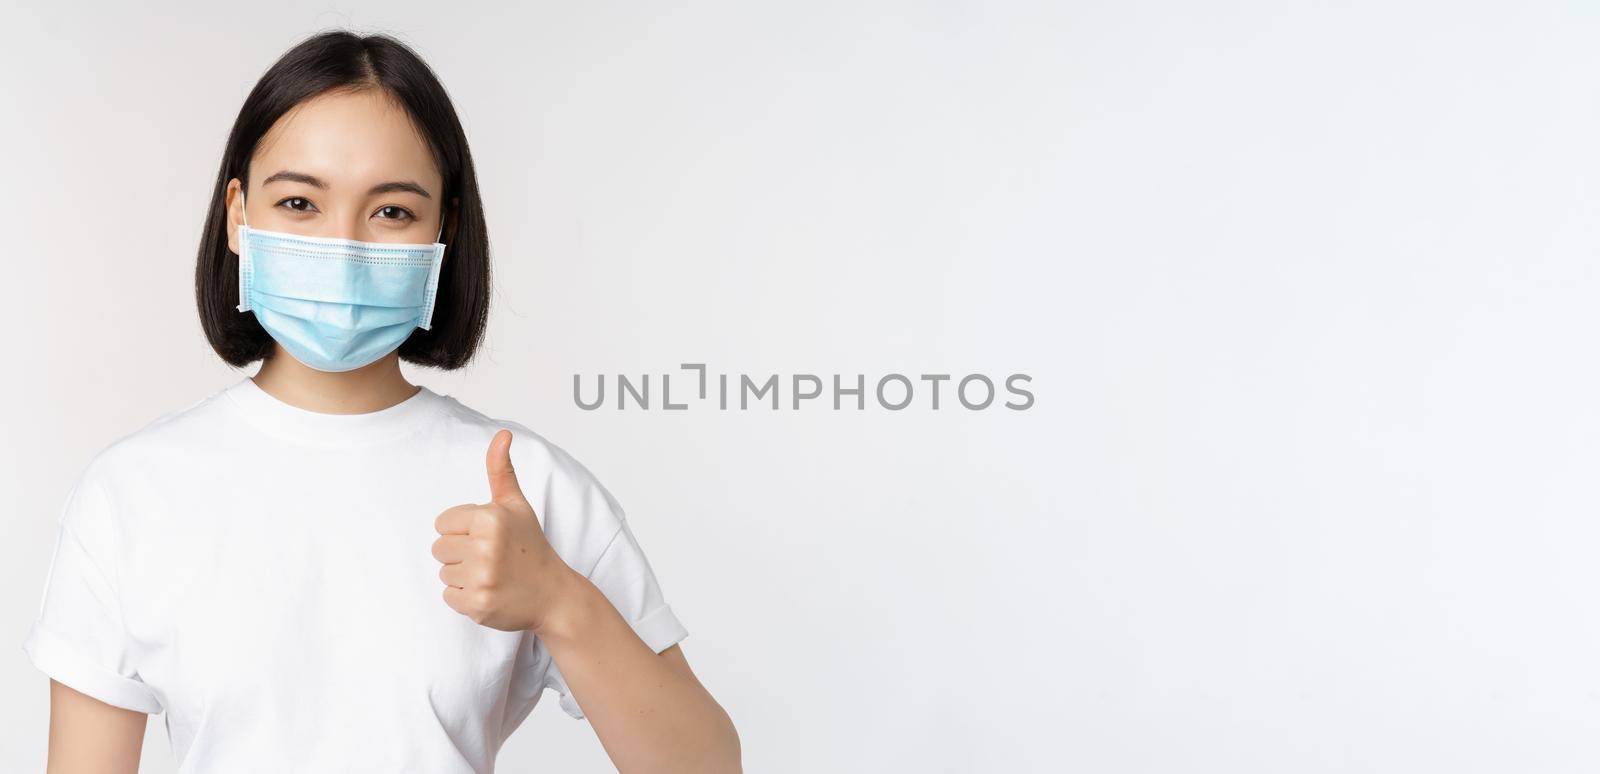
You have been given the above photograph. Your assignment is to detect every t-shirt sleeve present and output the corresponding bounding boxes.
[21,471,164,714]
[544,517,690,720]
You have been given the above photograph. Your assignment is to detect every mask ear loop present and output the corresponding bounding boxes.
[421,208,447,330]
[235,190,253,314]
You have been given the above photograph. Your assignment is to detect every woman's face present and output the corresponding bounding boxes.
[225,88,446,254]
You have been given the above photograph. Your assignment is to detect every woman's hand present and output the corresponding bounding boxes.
[432,429,582,633]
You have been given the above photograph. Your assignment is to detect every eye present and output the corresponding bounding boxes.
[375,205,416,222]
[275,197,318,213]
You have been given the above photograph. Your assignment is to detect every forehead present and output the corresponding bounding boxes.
[250,88,441,194]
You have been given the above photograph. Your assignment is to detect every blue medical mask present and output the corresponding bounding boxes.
[235,194,446,373]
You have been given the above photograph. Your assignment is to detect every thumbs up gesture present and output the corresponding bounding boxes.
[433,429,579,633]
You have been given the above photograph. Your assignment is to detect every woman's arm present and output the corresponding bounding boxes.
[45,679,147,774]
[540,573,742,774]
[435,431,741,771]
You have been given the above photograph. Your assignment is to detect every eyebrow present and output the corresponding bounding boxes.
[261,169,433,199]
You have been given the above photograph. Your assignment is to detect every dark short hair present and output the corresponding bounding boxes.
[195,29,490,371]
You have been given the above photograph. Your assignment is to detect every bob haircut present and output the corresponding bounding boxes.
[196,30,490,371]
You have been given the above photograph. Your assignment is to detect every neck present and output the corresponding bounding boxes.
[250,346,420,414]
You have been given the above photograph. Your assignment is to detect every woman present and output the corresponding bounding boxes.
[22,30,740,773]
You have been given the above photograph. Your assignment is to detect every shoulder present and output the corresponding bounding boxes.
[73,385,233,497]
[48,386,225,553]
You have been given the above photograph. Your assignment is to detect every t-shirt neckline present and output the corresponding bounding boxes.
[222,376,446,448]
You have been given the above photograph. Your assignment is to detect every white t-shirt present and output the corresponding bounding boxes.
[21,376,688,772]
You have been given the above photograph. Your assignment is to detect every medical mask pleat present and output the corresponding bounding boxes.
[234,193,447,373]
[249,244,435,308]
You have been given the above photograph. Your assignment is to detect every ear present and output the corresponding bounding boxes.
[446,196,460,242]
[225,178,244,256]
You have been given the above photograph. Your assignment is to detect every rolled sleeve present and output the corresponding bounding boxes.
[21,475,162,714]
[546,518,689,720]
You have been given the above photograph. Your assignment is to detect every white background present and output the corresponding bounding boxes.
[3,1,1598,771]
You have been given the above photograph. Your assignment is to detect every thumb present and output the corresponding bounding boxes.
[485,429,525,504]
